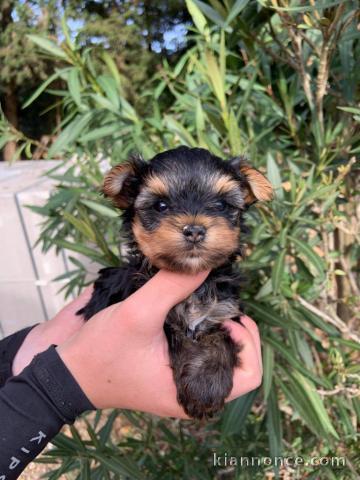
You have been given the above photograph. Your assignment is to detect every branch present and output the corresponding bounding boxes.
[296,295,360,344]
[317,386,360,397]
[316,4,346,133]
[275,4,314,109]
[297,30,321,57]
[340,256,360,298]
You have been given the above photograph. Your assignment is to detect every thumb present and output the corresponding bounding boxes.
[119,269,209,332]
[60,285,94,316]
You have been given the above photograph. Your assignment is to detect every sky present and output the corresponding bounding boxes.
[13,1,188,53]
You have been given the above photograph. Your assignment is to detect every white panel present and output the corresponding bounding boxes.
[0,197,35,281]
[0,160,102,339]
[0,281,45,336]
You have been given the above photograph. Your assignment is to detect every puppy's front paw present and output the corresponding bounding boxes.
[171,328,241,419]
[177,362,233,419]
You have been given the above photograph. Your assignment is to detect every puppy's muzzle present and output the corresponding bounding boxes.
[182,224,206,244]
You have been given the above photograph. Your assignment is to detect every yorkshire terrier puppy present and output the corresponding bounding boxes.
[78,146,273,419]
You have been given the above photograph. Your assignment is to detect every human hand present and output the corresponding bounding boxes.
[12,287,93,376]
[57,270,262,418]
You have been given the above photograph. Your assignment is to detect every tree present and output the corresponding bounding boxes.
[64,0,190,106]
[0,0,190,160]
[0,1,60,160]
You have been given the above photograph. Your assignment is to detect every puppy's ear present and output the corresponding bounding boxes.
[103,156,145,209]
[230,156,273,205]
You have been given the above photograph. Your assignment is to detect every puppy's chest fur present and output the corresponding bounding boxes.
[80,251,242,330]
[172,288,240,333]
[136,254,242,332]
[147,254,242,334]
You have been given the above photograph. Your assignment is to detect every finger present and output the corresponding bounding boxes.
[61,285,94,317]
[238,316,262,371]
[223,320,262,400]
[118,269,209,333]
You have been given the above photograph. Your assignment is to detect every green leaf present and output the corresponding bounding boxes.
[91,453,145,480]
[62,211,96,241]
[296,307,339,336]
[330,337,360,351]
[289,235,325,280]
[255,278,272,300]
[266,153,283,199]
[272,1,350,12]
[61,15,74,50]
[52,239,110,266]
[272,249,286,294]
[48,112,93,157]
[185,0,208,34]
[80,199,119,218]
[204,50,226,111]
[120,97,139,122]
[195,99,205,134]
[225,0,250,25]
[228,108,242,155]
[27,34,68,59]
[98,75,120,109]
[193,0,226,27]
[79,124,120,143]
[289,370,338,439]
[221,389,259,436]
[246,301,289,328]
[263,343,275,400]
[220,29,225,83]
[98,409,120,445]
[23,69,68,109]
[337,106,360,115]
[102,51,122,89]
[265,336,329,388]
[164,116,197,146]
[237,69,258,120]
[266,385,282,477]
[90,93,118,112]
[68,68,83,109]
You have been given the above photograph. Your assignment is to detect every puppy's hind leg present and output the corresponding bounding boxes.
[168,323,242,419]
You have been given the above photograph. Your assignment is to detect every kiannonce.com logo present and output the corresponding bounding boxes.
[212,453,346,469]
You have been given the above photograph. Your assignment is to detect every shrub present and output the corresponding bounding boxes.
[2,1,359,478]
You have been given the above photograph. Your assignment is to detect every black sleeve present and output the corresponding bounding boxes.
[0,325,38,387]
[0,346,95,480]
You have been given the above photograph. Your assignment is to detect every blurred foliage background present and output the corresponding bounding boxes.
[0,0,359,479]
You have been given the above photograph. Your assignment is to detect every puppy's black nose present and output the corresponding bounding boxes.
[183,224,206,243]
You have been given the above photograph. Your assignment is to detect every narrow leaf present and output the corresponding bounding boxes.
[272,249,286,294]
[221,389,259,436]
[80,199,119,218]
[27,34,68,59]
[266,385,282,477]
[185,0,208,34]
[226,0,250,25]
[266,153,283,199]
[263,343,275,400]
[23,69,67,109]
[48,112,93,157]
[289,235,325,279]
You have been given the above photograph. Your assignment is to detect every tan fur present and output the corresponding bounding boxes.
[102,163,134,208]
[213,175,240,194]
[239,164,273,203]
[132,214,239,273]
[145,175,169,196]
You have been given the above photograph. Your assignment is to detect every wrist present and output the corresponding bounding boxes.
[56,339,103,410]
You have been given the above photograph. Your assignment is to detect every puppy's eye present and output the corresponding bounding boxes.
[213,200,227,211]
[154,200,169,212]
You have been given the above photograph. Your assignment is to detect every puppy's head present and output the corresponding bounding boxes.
[103,147,273,273]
